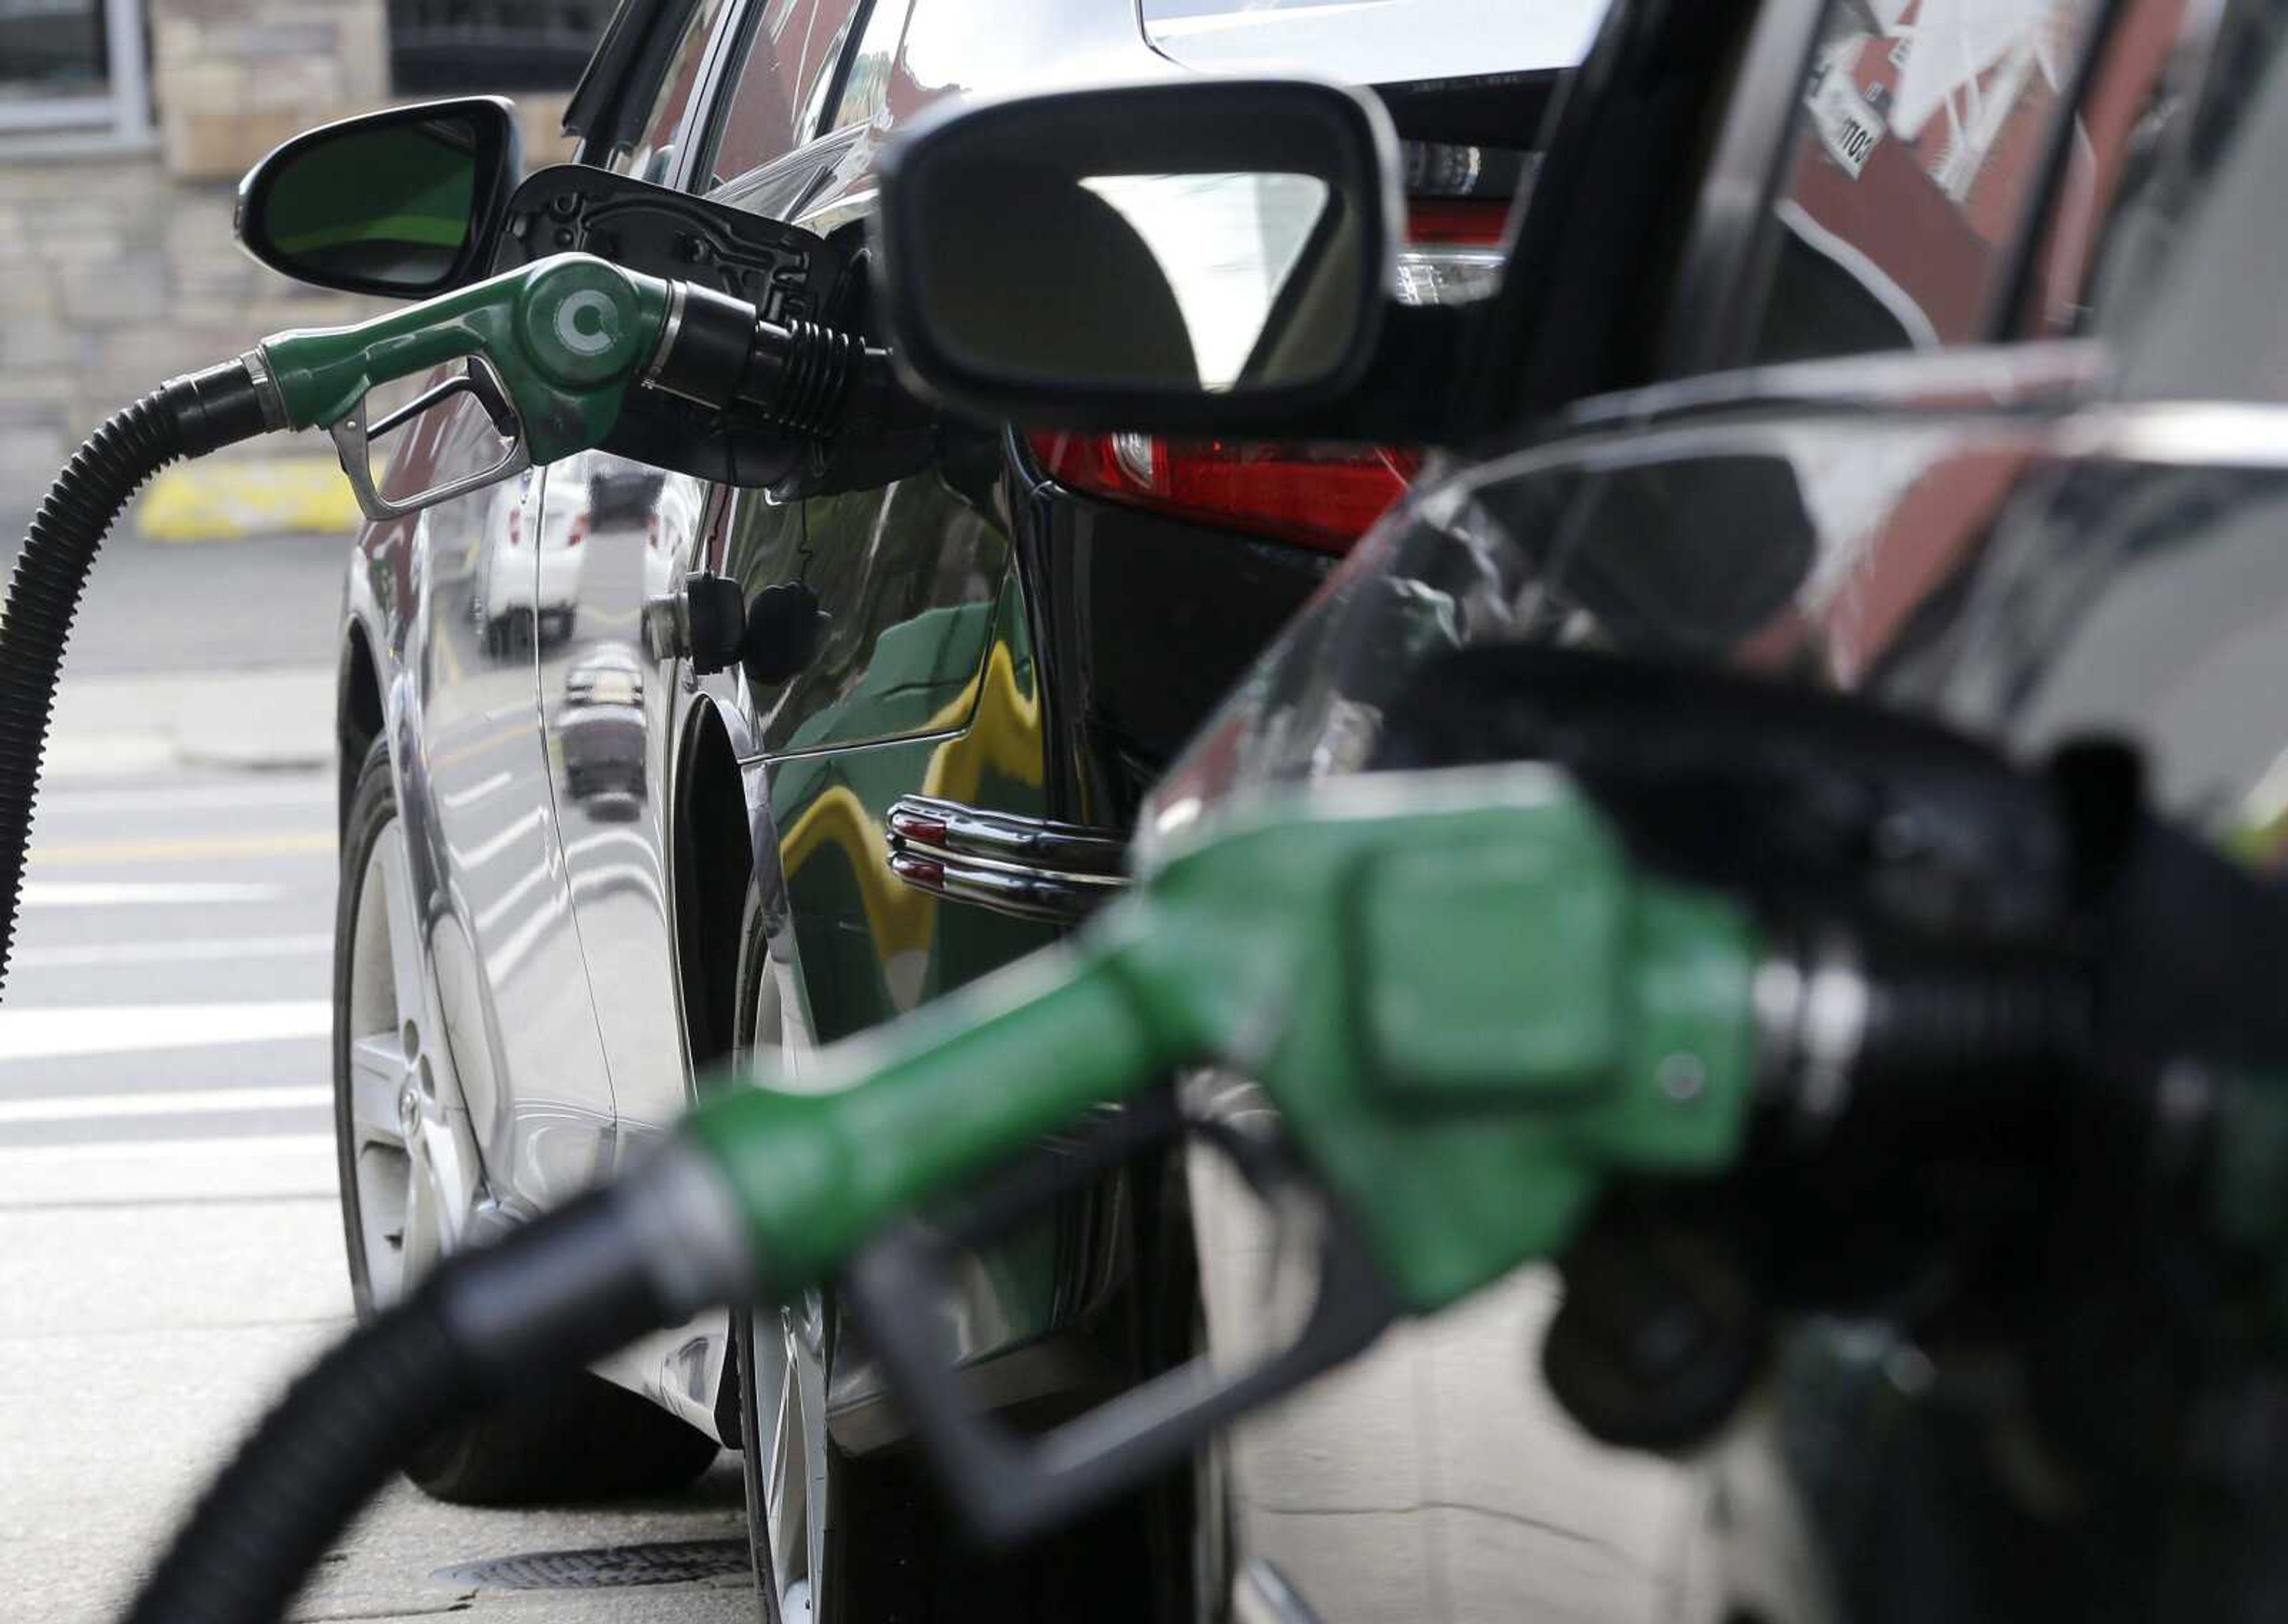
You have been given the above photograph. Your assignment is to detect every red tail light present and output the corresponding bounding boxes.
[1030,201,1506,553]
[564,513,588,547]
[1028,433,1420,554]
[505,509,523,547]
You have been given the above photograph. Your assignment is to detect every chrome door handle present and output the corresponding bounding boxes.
[885,796,1127,925]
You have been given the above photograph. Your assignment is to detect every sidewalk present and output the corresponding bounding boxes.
[47,663,335,781]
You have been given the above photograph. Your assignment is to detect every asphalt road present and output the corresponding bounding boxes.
[0,530,751,1622]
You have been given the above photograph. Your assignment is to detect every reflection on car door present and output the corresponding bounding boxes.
[534,454,709,1136]
[531,0,767,1150]
[684,0,1074,1367]
[377,409,619,1219]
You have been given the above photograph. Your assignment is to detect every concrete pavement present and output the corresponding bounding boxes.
[0,530,757,1622]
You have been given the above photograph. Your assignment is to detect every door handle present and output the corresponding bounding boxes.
[884,795,1126,925]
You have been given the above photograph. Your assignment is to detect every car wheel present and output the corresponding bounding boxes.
[731,896,826,1623]
[726,891,1167,1624]
[334,735,718,1502]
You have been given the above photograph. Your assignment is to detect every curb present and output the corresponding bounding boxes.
[138,455,362,543]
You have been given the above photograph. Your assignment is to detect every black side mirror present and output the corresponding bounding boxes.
[235,97,523,299]
[875,78,1404,434]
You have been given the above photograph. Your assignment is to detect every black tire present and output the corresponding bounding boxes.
[334,734,719,1504]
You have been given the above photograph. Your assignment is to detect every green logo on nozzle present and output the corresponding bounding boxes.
[520,258,646,388]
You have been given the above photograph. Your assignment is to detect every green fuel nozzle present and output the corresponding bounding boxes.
[248,251,872,519]
[685,764,1766,1315]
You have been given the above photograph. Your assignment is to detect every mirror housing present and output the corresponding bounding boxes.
[236,97,523,299]
[875,77,1407,435]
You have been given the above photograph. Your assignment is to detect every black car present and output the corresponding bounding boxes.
[870,0,2288,1618]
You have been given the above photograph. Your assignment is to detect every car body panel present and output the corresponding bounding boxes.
[1138,0,1606,88]
[539,462,710,1145]
[348,394,621,1225]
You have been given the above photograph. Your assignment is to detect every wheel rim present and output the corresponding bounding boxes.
[344,815,475,1309]
[739,951,828,1624]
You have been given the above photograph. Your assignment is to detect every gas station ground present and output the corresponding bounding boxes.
[0,526,750,1620]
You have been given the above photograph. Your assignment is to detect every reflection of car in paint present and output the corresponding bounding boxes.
[589,459,667,525]
[554,643,648,812]
[639,468,700,607]
[471,474,586,651]
[1760,0,2122,359]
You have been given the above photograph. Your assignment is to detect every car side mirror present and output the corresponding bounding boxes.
[875,78,1405,434]
[236,97,523,299]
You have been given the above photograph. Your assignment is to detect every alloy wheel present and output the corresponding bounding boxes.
[343,814,480,1309]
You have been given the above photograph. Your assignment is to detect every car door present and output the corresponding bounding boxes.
[705,0,1072,1047]
[533,0,766,1150]
[683,0,1099,1403]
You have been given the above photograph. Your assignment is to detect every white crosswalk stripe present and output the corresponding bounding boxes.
[0,1084,331,1125]
[0,1001,331,1062]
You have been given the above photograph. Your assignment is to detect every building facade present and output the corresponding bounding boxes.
[1,0,585,521]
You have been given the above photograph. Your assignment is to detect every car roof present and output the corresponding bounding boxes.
[1138,0,1607,88]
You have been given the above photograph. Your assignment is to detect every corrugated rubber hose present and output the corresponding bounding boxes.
[0,360,271,993]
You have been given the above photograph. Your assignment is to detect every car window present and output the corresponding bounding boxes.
[701,0,862,189]
[1749,0,2111,364]
[2099,0,2288,403]
[611,0,738,183]
[823,0,913,133]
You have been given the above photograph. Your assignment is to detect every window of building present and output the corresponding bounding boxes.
[0,0,152,147]
[389,0,617,94]
[821,0,910,133]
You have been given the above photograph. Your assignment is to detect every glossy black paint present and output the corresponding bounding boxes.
[1014,473,1333,829]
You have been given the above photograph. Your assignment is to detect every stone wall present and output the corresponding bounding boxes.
[0,0,578,521]
[152,0,392,182]
[0,154,374,512]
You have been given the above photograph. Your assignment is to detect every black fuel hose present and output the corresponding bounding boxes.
[0,360,272,991]
[120,1156,750,1624]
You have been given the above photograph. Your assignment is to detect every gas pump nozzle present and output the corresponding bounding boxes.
[251,251,879,519]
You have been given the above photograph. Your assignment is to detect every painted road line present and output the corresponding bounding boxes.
[21,882,284,907]
[9,934,332,969]
[29,831,335,864]
[0,1132,337,1206]
[39,779,333,814]
[449,806,549,870]
[0,1085,331,1125]
[0,1001,329,1062]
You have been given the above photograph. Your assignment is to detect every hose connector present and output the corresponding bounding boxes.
[638,278,865,437]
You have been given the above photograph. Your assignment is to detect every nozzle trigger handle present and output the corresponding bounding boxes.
[841,1091,1397,1550]
[327,354,534,522]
